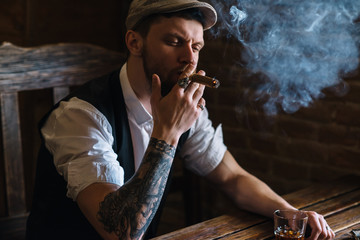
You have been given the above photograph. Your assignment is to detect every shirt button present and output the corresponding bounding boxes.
[144,123,152,132]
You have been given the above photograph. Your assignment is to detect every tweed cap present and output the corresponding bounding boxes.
[126,0,217,31]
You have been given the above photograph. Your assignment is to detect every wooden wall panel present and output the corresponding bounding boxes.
[1,0,131,51]
[0,0,131,219]
[0,0,26,44]
[25,0,129,51]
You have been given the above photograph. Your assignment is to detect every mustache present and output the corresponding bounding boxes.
[177,65,197,75]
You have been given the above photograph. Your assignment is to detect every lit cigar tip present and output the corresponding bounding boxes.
[212,79,220,88]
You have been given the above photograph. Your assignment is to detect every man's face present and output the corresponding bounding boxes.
[141,16,204,96]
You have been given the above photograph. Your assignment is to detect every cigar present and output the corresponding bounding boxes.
[189,74,220,88]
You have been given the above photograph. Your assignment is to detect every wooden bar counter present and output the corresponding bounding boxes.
[152,175,360,240]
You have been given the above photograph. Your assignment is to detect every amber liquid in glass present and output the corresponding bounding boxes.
[274,228,304,240]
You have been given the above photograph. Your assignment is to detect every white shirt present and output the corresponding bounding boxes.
[42,63,227,200]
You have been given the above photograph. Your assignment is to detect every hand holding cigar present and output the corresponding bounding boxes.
[177,74,220,89]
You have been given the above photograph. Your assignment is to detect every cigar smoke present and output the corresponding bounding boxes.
[208,0,360,115]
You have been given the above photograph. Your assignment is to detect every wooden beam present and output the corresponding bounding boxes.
[1,92,27,216]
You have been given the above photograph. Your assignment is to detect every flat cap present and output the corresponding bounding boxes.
[126,0,217,31]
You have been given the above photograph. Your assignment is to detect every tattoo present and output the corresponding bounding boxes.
[97,138,175,239]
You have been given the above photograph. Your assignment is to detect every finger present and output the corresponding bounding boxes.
[199,97,206,106]
[307,212,334,240]
[177,64,197,89]
[180,63,197,80]
[329,228,335,239]
[177,77,190,89]
[197,70,206,76]
[321,219,335,240]
[197,98,206,111]
[184,81,205,104]
[151,74,162,105]
[307,212,322,240]
[183,82,200,97]
[324,223,335,240]
[318,215,329,239]
[192,84,205,102]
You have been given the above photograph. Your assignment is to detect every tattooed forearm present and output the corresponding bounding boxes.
[97,137,176,239]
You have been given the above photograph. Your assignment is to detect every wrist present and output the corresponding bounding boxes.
[276,203,298,212]
[151,125,181,147]
[148,137,176,158]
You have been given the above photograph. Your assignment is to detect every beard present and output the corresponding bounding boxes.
[142,44,179,97]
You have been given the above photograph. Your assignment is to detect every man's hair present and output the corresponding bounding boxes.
[133,8,206,37]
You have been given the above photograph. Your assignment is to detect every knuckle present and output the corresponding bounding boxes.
[319,231,327,239]
[182,97,193,108]
[308,211,316,216]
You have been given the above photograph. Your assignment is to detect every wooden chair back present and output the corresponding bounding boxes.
[0,42,124,240]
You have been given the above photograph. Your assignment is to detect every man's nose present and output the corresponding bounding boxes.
[180,44,196,64]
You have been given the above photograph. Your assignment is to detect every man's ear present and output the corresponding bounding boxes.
[125,30,143,57]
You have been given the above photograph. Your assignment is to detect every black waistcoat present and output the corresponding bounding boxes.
[26,69,189,240]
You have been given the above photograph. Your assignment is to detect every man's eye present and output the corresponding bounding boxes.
[167,40,179,46]
[193,45,202,52]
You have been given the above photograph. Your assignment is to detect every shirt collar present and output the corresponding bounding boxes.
[120,63,152,125]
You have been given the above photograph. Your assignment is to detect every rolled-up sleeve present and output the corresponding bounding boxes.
[180,108,227,176]
[41,97,124,201]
